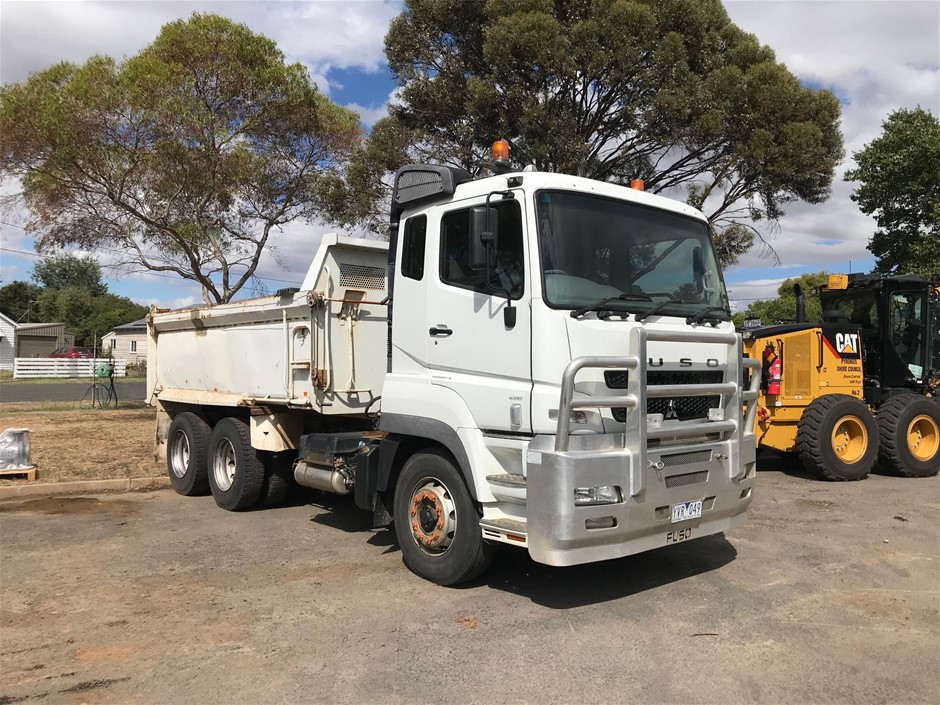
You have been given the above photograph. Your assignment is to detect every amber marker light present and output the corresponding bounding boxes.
[492,139,510,162]
[630,178,645,191]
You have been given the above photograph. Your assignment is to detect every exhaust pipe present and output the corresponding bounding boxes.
[793,283,806,323]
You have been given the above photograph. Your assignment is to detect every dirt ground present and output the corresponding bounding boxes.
[0,404,161,484]
[0,456,937,705]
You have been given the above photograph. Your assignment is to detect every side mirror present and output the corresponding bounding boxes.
[470,207,498,271]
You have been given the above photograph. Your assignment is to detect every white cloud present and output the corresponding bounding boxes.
[170,295,199,309]
[0,0,401,93]
[345,89,399,128]
[722,0,939,303]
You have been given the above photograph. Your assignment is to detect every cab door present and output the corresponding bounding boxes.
[426,196,532,433]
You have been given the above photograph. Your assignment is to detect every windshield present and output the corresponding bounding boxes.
[535,190,729,317]
[821,287,929,381]
[820,289,879,328]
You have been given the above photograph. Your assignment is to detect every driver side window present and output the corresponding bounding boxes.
[439,201,524,298]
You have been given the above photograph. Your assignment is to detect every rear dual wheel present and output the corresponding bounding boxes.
[877,395,940,478]
[208,418,265,511]
[257,451,295,508]
[167,412,211,495]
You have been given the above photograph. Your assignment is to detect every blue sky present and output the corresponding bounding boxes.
[1,0,938,313]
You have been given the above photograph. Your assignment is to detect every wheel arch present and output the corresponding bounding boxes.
[378,413,478,503]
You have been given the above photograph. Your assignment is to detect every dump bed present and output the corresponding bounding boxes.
[147,234,389,416]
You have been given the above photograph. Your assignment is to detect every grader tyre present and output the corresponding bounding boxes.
[797,395,877,481]
[876,395,940,478]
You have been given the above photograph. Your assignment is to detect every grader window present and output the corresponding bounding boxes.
[889,291,927,379]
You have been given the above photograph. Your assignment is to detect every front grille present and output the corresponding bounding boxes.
[610,370,722,422]
[604,370,629,388]
[649,433,723,447]
[661,450,712,467]
[664,470,709,488]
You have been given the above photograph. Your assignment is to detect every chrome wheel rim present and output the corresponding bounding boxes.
[169,430,190,479]
[212,438,236,491]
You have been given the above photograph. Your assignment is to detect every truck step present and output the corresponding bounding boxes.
[480,517,528,545]
[485,473,527,505]
[485,473,527,487]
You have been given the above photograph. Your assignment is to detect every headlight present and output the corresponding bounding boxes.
[574,485,622,506]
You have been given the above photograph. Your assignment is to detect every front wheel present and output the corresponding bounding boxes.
[877,395,940,477]
[797,394,877,481]
[393,450,494,586]
[208,418,265,511]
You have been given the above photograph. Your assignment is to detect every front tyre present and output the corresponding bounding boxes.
[797,395,877,481]
[393,451,494,586]
[208,418,265,511]
[877,395,940,477]
[166,412,211,496]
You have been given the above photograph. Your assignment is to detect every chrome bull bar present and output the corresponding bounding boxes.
[553,326,762,486]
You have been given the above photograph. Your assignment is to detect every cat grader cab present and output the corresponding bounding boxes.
[742,273,939,480]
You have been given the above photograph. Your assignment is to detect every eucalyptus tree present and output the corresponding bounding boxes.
[1,14,362,303]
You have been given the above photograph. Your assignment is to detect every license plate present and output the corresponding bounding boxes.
[671,500,703,523]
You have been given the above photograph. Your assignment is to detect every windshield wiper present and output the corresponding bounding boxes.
[686,306,729,326]
[570,292,653,319]
[634,296,684,322]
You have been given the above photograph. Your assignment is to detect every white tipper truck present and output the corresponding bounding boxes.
[149,145,761,585]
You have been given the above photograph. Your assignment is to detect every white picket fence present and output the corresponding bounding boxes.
[13,358,128,379]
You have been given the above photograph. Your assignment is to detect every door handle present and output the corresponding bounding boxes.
[429,326,453,337]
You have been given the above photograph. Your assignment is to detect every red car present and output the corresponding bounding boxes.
[49,346,95,359]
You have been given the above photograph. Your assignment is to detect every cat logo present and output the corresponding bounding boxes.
[835,332,859,355]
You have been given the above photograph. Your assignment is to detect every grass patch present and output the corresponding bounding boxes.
[0,404,162,484]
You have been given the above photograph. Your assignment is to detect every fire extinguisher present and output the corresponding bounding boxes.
[762,344,782,395]
[768,355,782,395]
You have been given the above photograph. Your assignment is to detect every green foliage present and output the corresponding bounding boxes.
[32,253,107,296]
[0,280,43,322]
[0,14,362,304]
[321,116,417,235]
[328,0,844,265]
[1,254,147,344]
[36,287,147,346]
[845,107,940,278]
[733,271,829,327]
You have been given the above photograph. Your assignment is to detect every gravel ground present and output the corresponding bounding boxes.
[1,454,937,705]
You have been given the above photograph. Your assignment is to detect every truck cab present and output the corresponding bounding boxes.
[380,162,758,579]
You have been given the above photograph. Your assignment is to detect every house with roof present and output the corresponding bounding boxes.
[0,314,77,369]
[0,311,15,371]
[13,322,75,358]
[102,318,148,364]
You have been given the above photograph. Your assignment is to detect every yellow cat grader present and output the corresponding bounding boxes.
[743,273,939,480]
